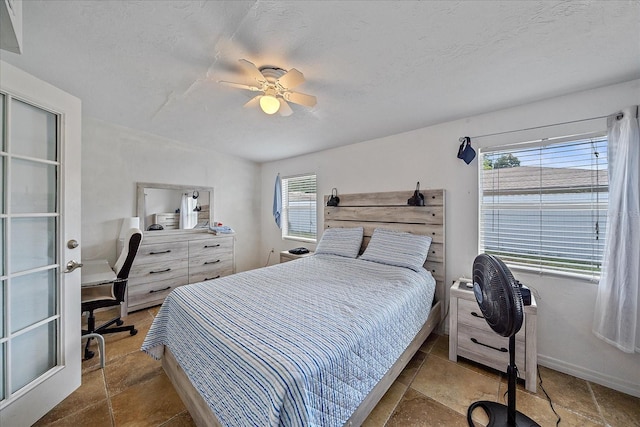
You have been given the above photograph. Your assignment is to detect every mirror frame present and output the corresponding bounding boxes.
[136,182,214,233]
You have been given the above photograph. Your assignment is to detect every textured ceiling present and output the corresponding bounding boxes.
[2,1,639,162]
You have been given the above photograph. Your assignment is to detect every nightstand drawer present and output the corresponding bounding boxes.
[457,324,525,373]
[457,299,525,342]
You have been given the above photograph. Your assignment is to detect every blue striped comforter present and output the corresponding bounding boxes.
[141,254,435,426]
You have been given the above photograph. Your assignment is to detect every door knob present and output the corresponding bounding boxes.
[67,239,79,249]
[64,260,83,273]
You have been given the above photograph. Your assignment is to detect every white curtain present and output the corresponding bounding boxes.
[593,105,640,353]
[179,194,198,229]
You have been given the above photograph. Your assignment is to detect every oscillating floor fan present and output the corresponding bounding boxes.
[467,254,540,427]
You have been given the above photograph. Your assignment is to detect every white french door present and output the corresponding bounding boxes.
[0,61,82,426]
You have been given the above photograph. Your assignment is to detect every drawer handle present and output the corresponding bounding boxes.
[149,286,171,294]
[149,250,171,255]
[471,311,485,319]
[204,259,221,265]
[204,244,221,248]
[470,337,508,353]
[205,275,221,281]
[149,268,171,274]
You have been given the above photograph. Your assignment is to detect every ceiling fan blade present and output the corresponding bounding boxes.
[238,59,267,85]
[284,91,317,107]
[243,95,262,109]
[278,99,293,117]
[276,68,305,89]
[219,81,262,92]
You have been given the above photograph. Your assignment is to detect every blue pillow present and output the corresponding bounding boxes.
[359,228,432,271]
[315,227,364,258]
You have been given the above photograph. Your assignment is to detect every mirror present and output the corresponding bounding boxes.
[137,182,213,233]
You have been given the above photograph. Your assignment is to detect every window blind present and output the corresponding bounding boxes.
[479,135,608,279]
[282,174,317,242]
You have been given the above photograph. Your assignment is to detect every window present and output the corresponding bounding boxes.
[281,174,317,242]
[479,134,608,279]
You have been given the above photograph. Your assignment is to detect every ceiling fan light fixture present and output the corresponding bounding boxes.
[259,95,280,115]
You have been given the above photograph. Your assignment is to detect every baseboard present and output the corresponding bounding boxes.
[537,354,640,398]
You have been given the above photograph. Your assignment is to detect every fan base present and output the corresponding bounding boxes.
[467,401,540,427]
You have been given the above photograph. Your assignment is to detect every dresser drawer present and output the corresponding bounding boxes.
[188,237,234,265]
[127,272,188,310]
[457,323,525,373]
[135,241,188,265]
[189,258,234,283]
[457,299,525,342]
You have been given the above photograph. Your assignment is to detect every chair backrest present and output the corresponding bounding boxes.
[113,228,143,280]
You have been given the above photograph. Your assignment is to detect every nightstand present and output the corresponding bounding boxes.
[280,250,314,263]
[449,280,537,392]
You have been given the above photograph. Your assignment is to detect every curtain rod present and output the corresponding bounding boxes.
[459,112,623,143]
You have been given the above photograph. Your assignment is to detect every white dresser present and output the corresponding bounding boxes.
[120,231,235,313]
[449,280,537,392]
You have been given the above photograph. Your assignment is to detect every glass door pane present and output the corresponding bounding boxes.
[10,217,56,273]
[11,322,57,393]
[10,99,57,161]
[11,158,56,213]
[10,270,56,333]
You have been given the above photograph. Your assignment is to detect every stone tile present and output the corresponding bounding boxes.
[529,366,601,420]
[456,356,503,381]
[387,388,467,427]
[159,411,197,427]
[411,354,500,417]
[111,372,186,427]
[148,305,162,317]
[591,382,640,427]
[362,381,408,427]
[430,335,450,360]
[397,350,427,386]
[105,349,163,396]
[103,319,152,362]
[495,384,604,427]
[34,369,107,425]
[418,332,440,354]
[39,400,112,427]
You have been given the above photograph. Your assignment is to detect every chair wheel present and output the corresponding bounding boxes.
[116,319,124,326]
[131,329,138,336]
[84,349,95,360]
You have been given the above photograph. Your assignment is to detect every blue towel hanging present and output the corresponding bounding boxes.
[273,174,282,229]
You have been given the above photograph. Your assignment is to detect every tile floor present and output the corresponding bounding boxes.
[34,306,640,426]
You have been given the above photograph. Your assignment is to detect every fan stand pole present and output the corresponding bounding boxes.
[507,335,517,426]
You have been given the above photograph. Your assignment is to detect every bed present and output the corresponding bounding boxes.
[142,189,446,426]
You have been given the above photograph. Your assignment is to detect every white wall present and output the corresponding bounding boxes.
[81,117,262,273]
[260,79,640,397]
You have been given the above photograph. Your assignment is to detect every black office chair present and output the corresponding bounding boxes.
[81,228,143,359]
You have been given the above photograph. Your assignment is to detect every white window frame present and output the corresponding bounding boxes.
[281,173,317,243]
[478,132,608,281]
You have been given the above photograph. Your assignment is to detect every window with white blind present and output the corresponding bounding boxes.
[282,174,317,242]
[479,133,608,279]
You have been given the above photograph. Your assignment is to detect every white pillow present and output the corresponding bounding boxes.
[359,228,432,271]
[315,227,364,258]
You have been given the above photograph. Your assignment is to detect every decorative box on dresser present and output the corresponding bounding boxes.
[279,250,314,263]
[120,231,235,313]
[449,280,538,392]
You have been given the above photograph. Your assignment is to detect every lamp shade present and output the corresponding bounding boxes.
[119,217,140,239]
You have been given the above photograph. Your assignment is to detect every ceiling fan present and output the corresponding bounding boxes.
[219,59,317,116]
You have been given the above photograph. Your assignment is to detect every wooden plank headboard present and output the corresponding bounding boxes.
[323,189,446,319]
